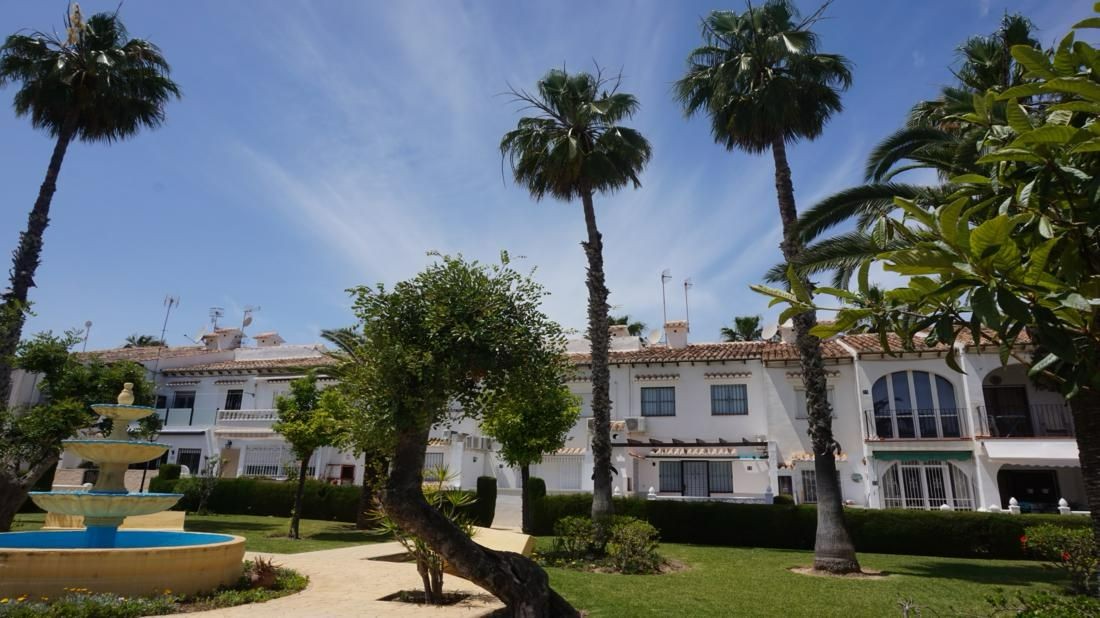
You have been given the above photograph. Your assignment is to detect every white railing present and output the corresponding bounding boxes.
[217,408,278,423]
[159,407,197,427]
[645,487,774,504]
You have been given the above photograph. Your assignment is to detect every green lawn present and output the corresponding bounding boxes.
[539,540,1065,617]
[12,512,385,554]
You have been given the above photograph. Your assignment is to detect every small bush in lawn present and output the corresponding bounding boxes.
[157,464,182,481]
[553,515,596,558]
[986,589,1100,616]
[772,494,794,505]
[1023,524,1097,595]
[606,518,661,574]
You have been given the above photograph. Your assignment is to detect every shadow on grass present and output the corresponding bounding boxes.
[888,561,1059,586]
[185,520,281,533]
[310,530,389,542]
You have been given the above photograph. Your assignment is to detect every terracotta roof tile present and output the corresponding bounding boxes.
[76,345,209,363]
[569,340,851,365]
[162,355,335,375]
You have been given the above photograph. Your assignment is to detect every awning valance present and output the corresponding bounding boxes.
[874,450,971,462]
[983,440,1079,467]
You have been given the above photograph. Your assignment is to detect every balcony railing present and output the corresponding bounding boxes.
[977,404,1075,438]
[159,407,196,427]
[864,407,969,440]
[217,408,278,423]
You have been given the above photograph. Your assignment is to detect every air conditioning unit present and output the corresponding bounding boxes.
[624,417,646,433]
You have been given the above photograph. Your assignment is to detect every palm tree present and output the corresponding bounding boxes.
[321,326,388,530]
[721,315,763,342]
[676,1,859,573]
[610,315,646,337]
[501,68,651,537]
[0,6,180,403]
[768,14,1040,290]
[123,334,165,348]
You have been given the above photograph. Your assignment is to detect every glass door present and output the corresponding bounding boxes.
[682,461,709,497]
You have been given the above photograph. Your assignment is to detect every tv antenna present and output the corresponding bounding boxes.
[209,307,225,330]
[242,305,260,330]
[153,296,179,374]
[81,320,92,353]
[660,269,671,342]
[683,278,693,329]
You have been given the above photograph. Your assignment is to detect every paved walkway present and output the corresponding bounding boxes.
[492,492,522,530]
[187,543,503,617]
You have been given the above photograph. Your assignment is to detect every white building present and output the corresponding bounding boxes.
[25,322,1085,513]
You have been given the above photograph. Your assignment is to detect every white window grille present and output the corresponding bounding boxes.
[880,460,974,510]
[242,445,315,478]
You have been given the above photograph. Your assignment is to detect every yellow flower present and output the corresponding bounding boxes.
[1,598,9,604]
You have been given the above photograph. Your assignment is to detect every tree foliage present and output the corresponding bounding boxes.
[123,334,165,348]
[721,315,764,341]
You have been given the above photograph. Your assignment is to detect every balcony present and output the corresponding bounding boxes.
[159,407,197,427]
[864,407,969,440]
[978,404,1075,438]
[216,408,278,425]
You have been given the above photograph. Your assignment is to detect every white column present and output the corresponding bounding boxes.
[449,436,466,489]
[236,444,247,477]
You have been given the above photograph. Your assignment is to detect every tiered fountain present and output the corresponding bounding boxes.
[0,384,245,598]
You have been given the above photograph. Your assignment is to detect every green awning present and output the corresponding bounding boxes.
[873,450,972,462]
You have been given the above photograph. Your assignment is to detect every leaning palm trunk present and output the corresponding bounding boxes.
[772,138,860,573]
[0,122,75,405]
[581,190,614,543]
[1069,391,1100,565]
[383,425,578,617]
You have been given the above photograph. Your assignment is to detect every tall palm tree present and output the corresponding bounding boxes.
[610,314,646,337]
[501,68,651,536]
[0,7,180,403]
[768,13,1040,290]
[721,315,763,342]
[676,1,859,573]
[123,334,165,348]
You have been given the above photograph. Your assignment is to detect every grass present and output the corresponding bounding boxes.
[11,512,385,554]
[537,539,1066,617]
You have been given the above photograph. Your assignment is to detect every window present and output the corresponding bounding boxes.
[778,475,794,498]
[641,387,676,417]
[708,461,734,492]
[881,460,974,510]
[800,470,818,503]
[711,384,748,415]
[796,388,835,419]
[223,389,244,411]
[872,371,960,439]
[172,391,195,409]
[658,461,682,492]
[176,448,201,474]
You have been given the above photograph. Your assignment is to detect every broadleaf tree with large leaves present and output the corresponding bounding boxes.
[501,68,651,541]
[342,253,578,616]
[675,1,859,573]
[755,8,1100,563]
[0,6,180,404]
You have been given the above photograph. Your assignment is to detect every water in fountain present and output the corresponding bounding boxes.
[28,382,183,547]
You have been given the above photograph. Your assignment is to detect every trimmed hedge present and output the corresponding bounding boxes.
[471,477,497,527]
[157,463,182,481]
[527,476,547,501]
[531,494,1091,560]
[152,476,499,526]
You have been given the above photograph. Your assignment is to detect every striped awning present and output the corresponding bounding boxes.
[648,447,751,458]
[551,447,586,456]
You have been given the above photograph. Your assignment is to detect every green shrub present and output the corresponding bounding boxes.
[772,494,794,505]
[1024,523,1097,595]
[553,516,597,558]
[529,494,1090,560]
[472,477,497,527]
[157,464,182,481]
[527,476,546,501]
[170,477,360,521]
[987,590,1100,617]
[607,518,661,574]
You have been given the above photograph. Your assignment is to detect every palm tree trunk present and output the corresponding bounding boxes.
[580,190,614,545]
[0,122,76,405]
[771,137,861,574]
[290,450,312,539]
[520,463,531,534]
[382,422,577,616]
[356,452,387,530]
[1069,390,1100,561]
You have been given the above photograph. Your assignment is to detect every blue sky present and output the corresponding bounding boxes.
[0,0,1089,349]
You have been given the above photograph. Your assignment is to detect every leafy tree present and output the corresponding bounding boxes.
[481,359,580,534]
[342,253,577,616]
[721,315,763,341]
[273,371,345,539]
[123,334,165,348]
[675,1,859,573]
[609,315,647,337]
[0,7,180,404]
[501,67,651,539]
[0,330,153,530]
[321,326,390,530]
[758,10,1100,560]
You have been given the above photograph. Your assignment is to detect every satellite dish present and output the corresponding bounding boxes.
[761,323,779,341]
[647,329,663,345]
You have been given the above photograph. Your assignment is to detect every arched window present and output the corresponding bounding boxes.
[880,460,974,511]
[871,371,962,439]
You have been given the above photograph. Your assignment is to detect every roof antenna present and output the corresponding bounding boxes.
[683,278,693,330]
[153,296,179,375]
[209,307,224,330]
[660,270,671,343]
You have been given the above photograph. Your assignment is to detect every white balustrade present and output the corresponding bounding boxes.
[1008,497,1021,515]
[216,408,278,423]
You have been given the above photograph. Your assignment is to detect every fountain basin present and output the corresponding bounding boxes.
[0,530,245,598]
[30,492,182,520]
[90,403,156,422]
[61,439,170,464]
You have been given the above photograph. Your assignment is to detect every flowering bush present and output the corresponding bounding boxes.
[0,589,175,617]
[1023,524,1097,595]
[606,518,661,574]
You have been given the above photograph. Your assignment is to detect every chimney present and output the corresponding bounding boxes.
[202,328,244,351]
[253,332,286,348]
[778,320,796,344]
[665,320,688,349]
[608,324,631,339]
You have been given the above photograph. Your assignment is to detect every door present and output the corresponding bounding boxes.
[682,461,709,497]
[983,386,1032,436]
[999,469,1059,512]
[220,448,240,478]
